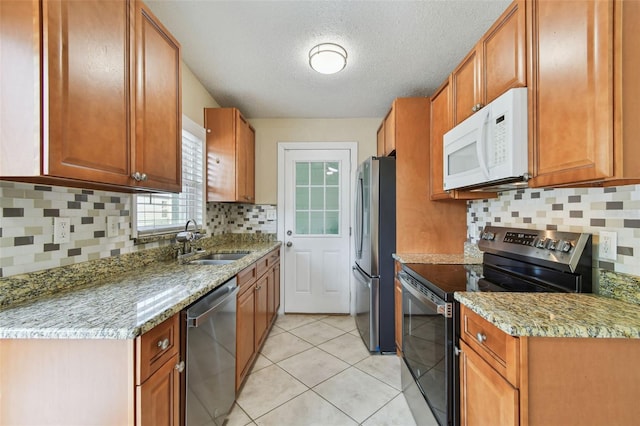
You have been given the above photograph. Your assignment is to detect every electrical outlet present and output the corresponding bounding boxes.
[599,231,617,261]
[53,217,71,244]
[106,216,119,238]
[266,210,276,221]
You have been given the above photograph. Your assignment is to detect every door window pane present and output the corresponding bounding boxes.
[294,161,340,235]
[296,162,309,185]
[296,187,309,210]
[310,187,324,210]
[296,211,309,234]
[310,212,324,234]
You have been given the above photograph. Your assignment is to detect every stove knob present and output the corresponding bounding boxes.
[535,238,547,249]
[547,239,558,250]
[559,240,573,253]
[481,231,495,241]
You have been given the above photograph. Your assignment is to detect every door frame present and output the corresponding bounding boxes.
[277,142,358,315]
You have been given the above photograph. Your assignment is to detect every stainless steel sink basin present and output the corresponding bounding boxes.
[188,252,250,265]
[200,252,250,261]
[189,259,236,265]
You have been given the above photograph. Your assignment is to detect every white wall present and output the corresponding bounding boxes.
[249,118,380,204]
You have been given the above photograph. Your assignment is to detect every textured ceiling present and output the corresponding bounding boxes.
[145,0,511,119]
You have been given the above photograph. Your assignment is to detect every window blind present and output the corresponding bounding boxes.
[135,127,205,235]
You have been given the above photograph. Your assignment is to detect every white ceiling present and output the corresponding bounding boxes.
[146,0,511,119]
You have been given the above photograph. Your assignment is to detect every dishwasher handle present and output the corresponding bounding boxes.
[187,279,239,328]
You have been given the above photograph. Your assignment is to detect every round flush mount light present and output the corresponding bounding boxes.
[309,43,347,74]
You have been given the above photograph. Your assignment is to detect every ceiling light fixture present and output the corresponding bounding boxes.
[309,43,347,74]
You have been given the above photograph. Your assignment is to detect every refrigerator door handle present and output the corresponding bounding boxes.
[355,176,364,258]
[352,265,371,287]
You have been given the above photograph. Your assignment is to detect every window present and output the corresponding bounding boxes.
[134,115,205,236]
[294,161,340,235]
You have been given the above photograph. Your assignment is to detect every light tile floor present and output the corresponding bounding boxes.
[229,314,418,426]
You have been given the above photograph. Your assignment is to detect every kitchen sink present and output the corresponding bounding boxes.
[188,251,250,265]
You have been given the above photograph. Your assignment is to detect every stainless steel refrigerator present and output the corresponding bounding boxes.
[352,156,396,353]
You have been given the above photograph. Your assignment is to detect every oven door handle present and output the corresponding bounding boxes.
[398,272,452,318]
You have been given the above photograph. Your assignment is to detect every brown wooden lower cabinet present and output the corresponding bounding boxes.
[254,273,269,350]
[459,305,640,425]
[235,247,281,392]
[0,313,183,425]
[394,278,403,356]
[137,352,181,426]
[236,281,257,391]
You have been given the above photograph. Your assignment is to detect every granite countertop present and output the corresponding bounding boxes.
[455,292,640,339]
[0,241,281,340]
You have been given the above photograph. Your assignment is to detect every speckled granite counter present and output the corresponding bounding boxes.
[0,241,280,340]
[455,292,640,339]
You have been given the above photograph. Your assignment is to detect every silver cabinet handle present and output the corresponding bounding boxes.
[175,360,185,373]
[255,285,262,291]
[476,332,487,343]
[286,241,292,247]
[132,172,148,182]
[157,338,170,350]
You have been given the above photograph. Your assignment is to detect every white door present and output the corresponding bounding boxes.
[282,148,351,313]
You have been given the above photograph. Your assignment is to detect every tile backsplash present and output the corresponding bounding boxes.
[0,181,276,278]
[467,184,640,277]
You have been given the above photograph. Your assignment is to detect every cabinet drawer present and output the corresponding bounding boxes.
[256,248,280,278]
[136,314,180,385]
[238,264,257,294]
[460,305,519,386]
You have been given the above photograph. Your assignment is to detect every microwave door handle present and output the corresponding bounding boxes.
[476,108,491,179]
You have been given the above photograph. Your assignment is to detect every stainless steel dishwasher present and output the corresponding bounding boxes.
[185,278,238,426]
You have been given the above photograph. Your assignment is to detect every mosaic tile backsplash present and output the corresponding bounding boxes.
[0,181,276,278]
[467,184,640,277]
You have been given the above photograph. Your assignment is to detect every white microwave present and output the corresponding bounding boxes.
[443,87,529,191]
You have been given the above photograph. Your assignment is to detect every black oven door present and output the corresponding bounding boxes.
[399,271,455,426]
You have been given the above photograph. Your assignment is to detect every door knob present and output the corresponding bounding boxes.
[286,241,293,247]
[287,230,292,236]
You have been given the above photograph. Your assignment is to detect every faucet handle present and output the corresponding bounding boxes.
[176,231,194,242]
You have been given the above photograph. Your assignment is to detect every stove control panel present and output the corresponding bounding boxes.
[478,226,591,273]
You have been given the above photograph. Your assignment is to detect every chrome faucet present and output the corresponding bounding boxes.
[176,218,203,260]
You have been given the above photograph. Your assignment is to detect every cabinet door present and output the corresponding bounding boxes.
[383,107,396,155]
[254,274,269,350]
[376,122,385,156]
[247,125,256,202]
[236,111,249,202]
[452,49,480,125]
[430,79,453,200]
[236,286,256,390]
[267,268,276,324]
[394,278,402,355]
[273,262,280,313]
[205,108,236,201]
[480,0,526,105]
[137,353,181,426]
[529,0,614,187]
[134,1,181,192]
[459,340,519,426]
[46,0,132,185]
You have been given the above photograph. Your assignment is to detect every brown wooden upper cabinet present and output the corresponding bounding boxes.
[527,0,640,188]
[452,0,526,126]
[0,0,181,193]
[204,108,255,203]
[376,106,397,156]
